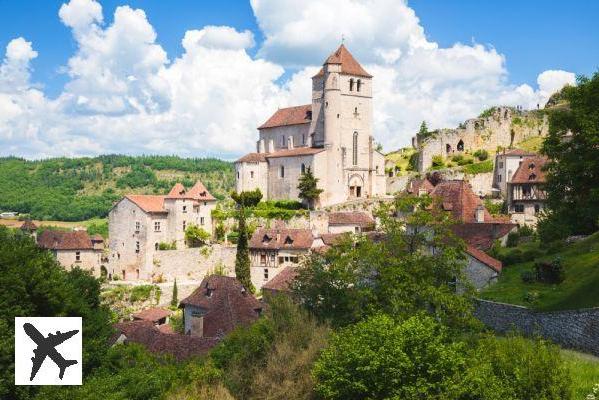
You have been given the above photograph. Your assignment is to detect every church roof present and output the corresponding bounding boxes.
[258,104,312,129]
[313,44,372,78]
[511,155,547,184]
[265,147,325,158]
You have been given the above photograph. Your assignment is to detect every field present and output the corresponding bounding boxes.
[562,349,599,398]
[481,233,599,311]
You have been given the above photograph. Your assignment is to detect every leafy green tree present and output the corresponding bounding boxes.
[184,224,210,247]
[171,279,178,308]
[231,189,263,208]
[313,314,466,400]
[297,167,323,209]
[234,207,255,293]
[293,194,476,329]
[0,227,112,400]
[540,73,599,240]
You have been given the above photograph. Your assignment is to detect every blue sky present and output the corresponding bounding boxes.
[0,0,596,158]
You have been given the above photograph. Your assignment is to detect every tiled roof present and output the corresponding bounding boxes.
[113,321,219,360]
[37,230,95,250]
[313,44,372,78]
[406,178,435,195]
[236,152,267,163]
[165,180,216,201]
[262,266,299,293]
[250,228,314,250]
[258,104,312,129]
[328,212,375,228]
[320,233,345,246]
[431,180,493,223]
[91,234,104,242]
[125,180,215,213]
[265,147,325,158]
[20,220,37,231]
[466,245,502,272]
[452,223,516,251]
[179,275,262,338]
[510,156,547,184]
[503,148,535,157]
[132,308,171,323]
[125,195,167,213]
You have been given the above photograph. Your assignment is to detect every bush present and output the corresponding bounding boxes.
[521,270,536,284]
[506,231,520,247]
[431,155,445,169]
[474,149,489,161]
[184,224,210,247]
[462,159,494,174]
[534,258,565,284]
[158,241,177,250]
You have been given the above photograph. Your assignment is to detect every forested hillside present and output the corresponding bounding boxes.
[0,155,234,221]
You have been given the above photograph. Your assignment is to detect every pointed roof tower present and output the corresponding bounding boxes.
[313,44,372,78]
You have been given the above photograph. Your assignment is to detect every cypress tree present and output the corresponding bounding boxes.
[170,278,178,307]
[235,206,255,293]
[297,167,324,210]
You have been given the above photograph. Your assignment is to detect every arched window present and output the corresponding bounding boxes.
[357,79,362,92]
[301,163,306,174]
[352,132,358,165]
[446,144,452,153]
[457,140,464,152]
[280,165,285,178]
[349,78,354,91]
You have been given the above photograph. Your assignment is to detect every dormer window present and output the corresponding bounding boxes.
[206,288,213,297]
[529,173,537,181]
[349,78,354,91]
[284,236,294,245]
[357,79,362,92]
[262,234,272,243]
[529,163,535,170]
[306,110,312,120]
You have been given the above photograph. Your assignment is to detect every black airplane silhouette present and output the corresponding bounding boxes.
[23,322,79,381]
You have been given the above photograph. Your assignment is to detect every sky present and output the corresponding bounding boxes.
[0,0,596,159]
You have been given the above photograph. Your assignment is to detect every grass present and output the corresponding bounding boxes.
[481,233,599,311]
[516,135,545,153]
[385,148,416,175]
[561,349,599,398]
[462,159,494,175]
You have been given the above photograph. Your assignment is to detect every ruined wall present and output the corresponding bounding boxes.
[416,107,548,172]
[152,245,237,282]
[474,299,599,356]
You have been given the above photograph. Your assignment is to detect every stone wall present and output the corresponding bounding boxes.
[435,170,494,197]
[474,299,599,356]
[386,174,412,195]
[152,245,237,282]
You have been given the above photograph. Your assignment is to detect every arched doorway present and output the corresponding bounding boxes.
[446,143,452,153]
[348,174,364,198]
[457,140,464,152]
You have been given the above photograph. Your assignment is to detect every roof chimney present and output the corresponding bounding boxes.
[475,205,485,223]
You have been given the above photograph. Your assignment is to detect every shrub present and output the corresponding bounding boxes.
[474,149,489,161]
[431,155,445,169]
[534,258,565,284]
[184,224,210,247]
[506,231,520,247]
[130,285,155,303]
[462,159,494,174]
[521,270,536,284]
[518,224,535,238]
[158,241,177,250]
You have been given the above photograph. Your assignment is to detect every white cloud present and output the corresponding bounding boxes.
[0,0,578,158]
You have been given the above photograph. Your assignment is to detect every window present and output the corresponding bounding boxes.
[529,173,537,181]
[280,165,285,178]
[499,162,504,168]
[278,256,284,264]
[264,268,269,281]
[260,253,266,265]
[457,140,464,152]
[155,243,159,250]
[135,221,140,232]
[529,163,535,170]
[182,205,187,213]
[237,171,240,178]
[356,79,361,92]
[136,269,140,279]
[352,132,358,165]
[302,134,306,145]
[349,78,354,91]
[497,174,502,182]
[200,217,205,225]
[291,256,298,263]
[270,254,275,263]
[182,221,186,231]
[515,204,524,213]
[280,135,285,147]
[135,241,140,253]
[154,221,161,232]
[301,163,306,174]
[75,251,81,262]
[355,226,360,233]
[534,204,541,214]
[250,171,254,179]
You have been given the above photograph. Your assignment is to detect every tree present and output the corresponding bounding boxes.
[419,120,428,136]
[313,314,466,400]
[293,194,476,329]
[231,189,263,208]
[171,279,178,308]
[184,224,210,247]
[297,167,323,209]
[540,73,599,241]
[234,207,255,293]
[0,227,112,400]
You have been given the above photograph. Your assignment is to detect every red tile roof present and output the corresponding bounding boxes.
[37,230,95,250]
[180,275,262,338]
[113,321,218,360]
[262,266,299,294]
[313,44,372,78]
[466,245,502,272]
[250,228,314,250]
[503,148,535,157]
[124,180,215,213]
[320,233,346,246]
[451,223,516,251]
[431,180,493,223]
[132,308,171,323]
[265,147,325,158]
[510,155,547,184]
[125,195,167,213]
[236,152,268,163]
[20,220,37,231]
[328,212,375,228]
[406,178,435,195]
[258,104,312,129]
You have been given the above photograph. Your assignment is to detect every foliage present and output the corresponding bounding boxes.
[231,189,263,208]
[473,149,489,161]
[158,241,177,250]
[431,154,445,169]
[171,279,178,308]
[293,194,476,329]
[297,167,324,209]
[129,285,157,303]
[540,72,599,240]
[407,151,419,171]
[462,159,494,174]
[484,199,506,217]
[452,153,474,166]
[0,227,112,400]
[168,309,184,334]
[506,231,520,247]
[184,224,210,247]
[416,120,435,142]
[534,258,565,284]
[313,314,466,400]
[0,155,234,221]
[479,106,497,118]
[86,219,109,238]
[215,223,226,242]
[234,207,254,293]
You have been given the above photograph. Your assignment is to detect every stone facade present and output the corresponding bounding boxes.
[235,44,387,207]
[414,107,548,172]
[474,299,599,356]
[54,249,104,277]
[152,245,236,282]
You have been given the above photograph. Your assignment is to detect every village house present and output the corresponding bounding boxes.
[235,44,386,207]
[507,155,547,226]
[179,275,262,337]
[107,180,216,281]
[19,220,38,238]
[37,230,106,277]
[493,148,536,197]
[248,227,315,290]
[261,266,299,298]
[132,307,172,327]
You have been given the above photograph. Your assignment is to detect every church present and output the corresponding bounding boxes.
[235,44,387,207]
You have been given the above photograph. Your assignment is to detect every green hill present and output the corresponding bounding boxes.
[0,155,234,221]
[481,232,599,311]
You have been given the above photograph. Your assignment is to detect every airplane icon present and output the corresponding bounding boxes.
[23,322,79,381]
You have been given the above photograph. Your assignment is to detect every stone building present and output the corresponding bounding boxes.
[248,227,315,290]
[309,210,375,235]
[507,155,547,226]
[180,275,262,337]
[108,180,216,281]
[37,230,105,277]
[235,44,386,207]
[493,149,536,197]
[464,245,502,290]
